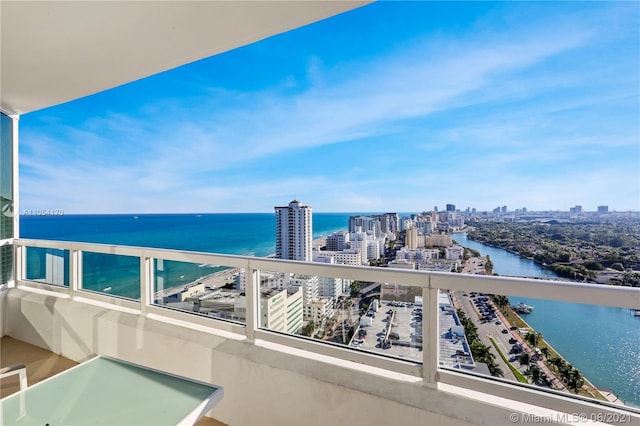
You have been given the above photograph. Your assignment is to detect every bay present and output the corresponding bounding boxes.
[453,232,640,408]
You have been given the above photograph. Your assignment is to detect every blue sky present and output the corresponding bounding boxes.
[19,1,640,213]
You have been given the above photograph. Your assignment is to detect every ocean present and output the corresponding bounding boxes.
[20,213,353,256]
[20,213,354,299]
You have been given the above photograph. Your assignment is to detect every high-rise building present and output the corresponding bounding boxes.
[570,205,583,215]
[275,200,312,262]
[385,213,399,233]
[598,205,609,214]
[446,204,456,212]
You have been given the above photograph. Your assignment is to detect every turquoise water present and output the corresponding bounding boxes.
[20,213,353,299]
[20,213,352,255]
[454,232,640,408]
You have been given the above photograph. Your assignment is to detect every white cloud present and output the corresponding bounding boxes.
[18,3,638,213]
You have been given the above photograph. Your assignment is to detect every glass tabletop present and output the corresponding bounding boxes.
[0,357,222,425]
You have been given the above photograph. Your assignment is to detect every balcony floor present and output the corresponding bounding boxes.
[1,336,78,398]
[0,336,226,425]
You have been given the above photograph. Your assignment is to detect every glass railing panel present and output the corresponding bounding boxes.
[438,290,501,377]
[257,270,327,338]
[256,270,424,363]
[375,282,423,362]
[25,247,69,287]
[152,260,244,324]
[1,244,13,285]
[444,289,640,410]
[81,252,140,299]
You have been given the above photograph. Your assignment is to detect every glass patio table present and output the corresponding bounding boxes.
[0,356,223,425]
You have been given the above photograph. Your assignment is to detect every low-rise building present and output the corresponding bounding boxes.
[313,248,361,266]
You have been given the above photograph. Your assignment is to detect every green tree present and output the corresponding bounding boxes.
[540,347,550,360]
[610,262,624,271]
[567,368,584,392]
[583,261,603,271]
[488,363,504,378]
[300,321,315,337]
[492,295,510,311]
[525,331,541,348]
[350,281,363,297]
[484,255,494,274]
[529,365,541,384]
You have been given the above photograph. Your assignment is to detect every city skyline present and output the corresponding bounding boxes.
[17,2,639,214]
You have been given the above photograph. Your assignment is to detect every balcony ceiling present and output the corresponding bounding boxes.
[0,1,367,115]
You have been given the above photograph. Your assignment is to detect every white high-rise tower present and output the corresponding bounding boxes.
[275,200,312,262]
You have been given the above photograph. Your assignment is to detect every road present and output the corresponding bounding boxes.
[452,291,521,382]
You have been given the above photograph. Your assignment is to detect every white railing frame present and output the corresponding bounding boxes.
[244,265,259,342]
[11,238,640,421]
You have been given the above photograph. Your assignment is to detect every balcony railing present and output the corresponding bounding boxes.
[11,238,640,424]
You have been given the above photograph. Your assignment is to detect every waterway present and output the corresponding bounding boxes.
[452,232,640,408]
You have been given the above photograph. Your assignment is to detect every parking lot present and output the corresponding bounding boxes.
[347,295,499,374]
[453,291,520,382]
[350,301,422,362]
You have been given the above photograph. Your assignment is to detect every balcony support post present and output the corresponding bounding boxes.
[14,243,25,284]
[70,249,81,296]
[245,265,260,342]
[140,256,153,314]
[422,276,439,387]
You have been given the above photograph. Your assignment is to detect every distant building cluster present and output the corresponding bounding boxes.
[444,202,616,220]
[157,199,624,353]
[313,213,397,266]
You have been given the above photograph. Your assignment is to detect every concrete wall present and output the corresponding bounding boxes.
[0,287,7,337]
[5,288,522,426]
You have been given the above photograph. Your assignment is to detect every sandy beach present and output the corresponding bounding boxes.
[156,235,333,298]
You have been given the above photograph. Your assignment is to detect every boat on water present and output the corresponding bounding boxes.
[512,302,534,314]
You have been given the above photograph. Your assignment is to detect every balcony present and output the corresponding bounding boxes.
[2,238,638,425]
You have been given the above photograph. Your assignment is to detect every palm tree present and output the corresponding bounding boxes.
[525,331,542,348]
[540,347,550,360]
[567,368,584,392]
[491,294,510,311]
[529,365,541,384]
[525,331,536,347]
[519,352,531,368]
[488,361,504,378]
[549,356,564,371]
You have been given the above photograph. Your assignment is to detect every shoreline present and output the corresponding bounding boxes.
[505,305,619,405]
[157,234,335,296]
[456,235,636,407]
